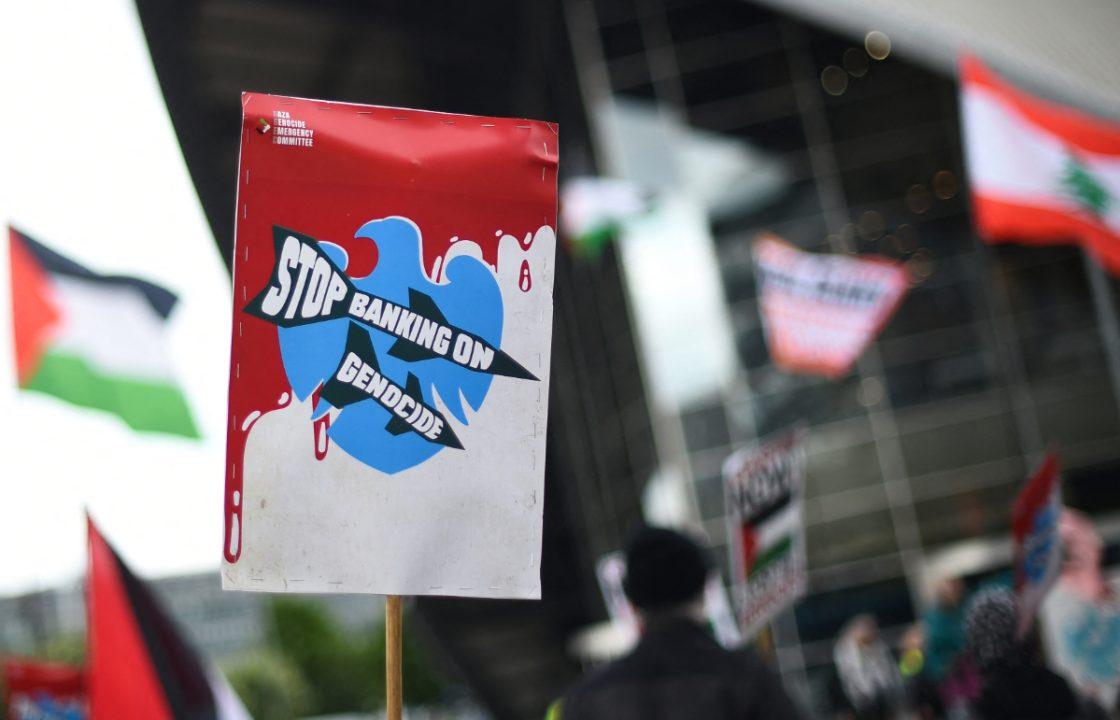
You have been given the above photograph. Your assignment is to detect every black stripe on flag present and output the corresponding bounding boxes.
[107,541,219,720]
[12,226,179,319]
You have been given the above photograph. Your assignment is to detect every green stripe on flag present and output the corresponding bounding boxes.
[749,535,793,578]
[23,351,199,438]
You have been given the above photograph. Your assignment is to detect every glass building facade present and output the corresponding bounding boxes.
[568,0,1120,710]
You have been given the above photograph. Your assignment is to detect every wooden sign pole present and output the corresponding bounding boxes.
[386,595,403,720]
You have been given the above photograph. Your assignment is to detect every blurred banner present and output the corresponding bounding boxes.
[2,659,85,720]
[618,197,738,407]
[1011,452,1063,638]
[87,519,249,719]
[961,56,1120,274]
[753,233,909,379]
[723,429,807,640]
[8,227,197,437]
[223,94,556,599]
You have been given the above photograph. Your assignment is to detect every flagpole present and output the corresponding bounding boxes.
[1082,252,1120,417]
[386,595,403,720]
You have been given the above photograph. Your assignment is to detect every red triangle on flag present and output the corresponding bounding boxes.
[8,226,62,385]
[87,518,230,719]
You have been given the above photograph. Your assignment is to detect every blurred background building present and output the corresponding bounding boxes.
[2,0,1119,718]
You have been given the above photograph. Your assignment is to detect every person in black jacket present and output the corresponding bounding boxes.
[554,526,806,720]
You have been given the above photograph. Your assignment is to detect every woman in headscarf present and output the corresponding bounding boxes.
[964,586,1108,720]
[830,615,905,720]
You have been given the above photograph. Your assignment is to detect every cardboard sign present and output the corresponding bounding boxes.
[723,430,807,639]
[1043,585,1120,709]
[753,233,909,378]
[223,94,557,599]
[3,659,86,720]
[1012,452,1063,637]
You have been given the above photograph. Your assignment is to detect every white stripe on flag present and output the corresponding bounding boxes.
[51,276,175,380]
[963,86,1120,229]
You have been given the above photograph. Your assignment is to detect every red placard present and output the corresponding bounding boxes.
[3,659,86,720]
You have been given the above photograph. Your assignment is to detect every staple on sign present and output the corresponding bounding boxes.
[541,167,545,181]
[245,169,250,184]
[244,246,249,261]
[239,321,243,337]
[242,204,247,219]
[481,123,495,127]
[236,363,240,378]
[516,125,530,129]
[357,111,372,115]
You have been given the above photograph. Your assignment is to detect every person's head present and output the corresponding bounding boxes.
[935,577,965,609]
[622,525,710,620]
[899,622,926,653]
[840,614,881,649]
[964,586,1040,676]
[1059,509,1109,600]
[1060,509,1103,573]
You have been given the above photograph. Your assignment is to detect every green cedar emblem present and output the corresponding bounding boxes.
[1060,153,1111,217]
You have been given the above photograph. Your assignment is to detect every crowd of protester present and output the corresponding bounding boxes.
[551,512,1119,719]
[829,510,1119,720]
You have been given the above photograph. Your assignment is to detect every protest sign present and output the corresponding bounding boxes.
[752,233,909,378]
[1012,452,1064,637]
[723,430,807,639]
[1043,585,1120,709]
[2,659,85,720]
[223,94,557,599]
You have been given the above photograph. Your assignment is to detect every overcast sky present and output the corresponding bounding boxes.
[0,1,231,594]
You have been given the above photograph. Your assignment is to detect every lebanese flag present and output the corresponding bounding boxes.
[86,519,250,720]
[8,226,197,437]
[961,56,1120,274]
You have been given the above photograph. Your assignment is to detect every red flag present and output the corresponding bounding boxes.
[1010,453,1063,638]
[2,658,85,719]
[87,519,246,719]
[960,56,1120,273]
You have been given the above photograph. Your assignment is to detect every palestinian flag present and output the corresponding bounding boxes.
[559,177,652,256]
[87,519,250,720]
[960,56,1120,274]
[8,226,197,437]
